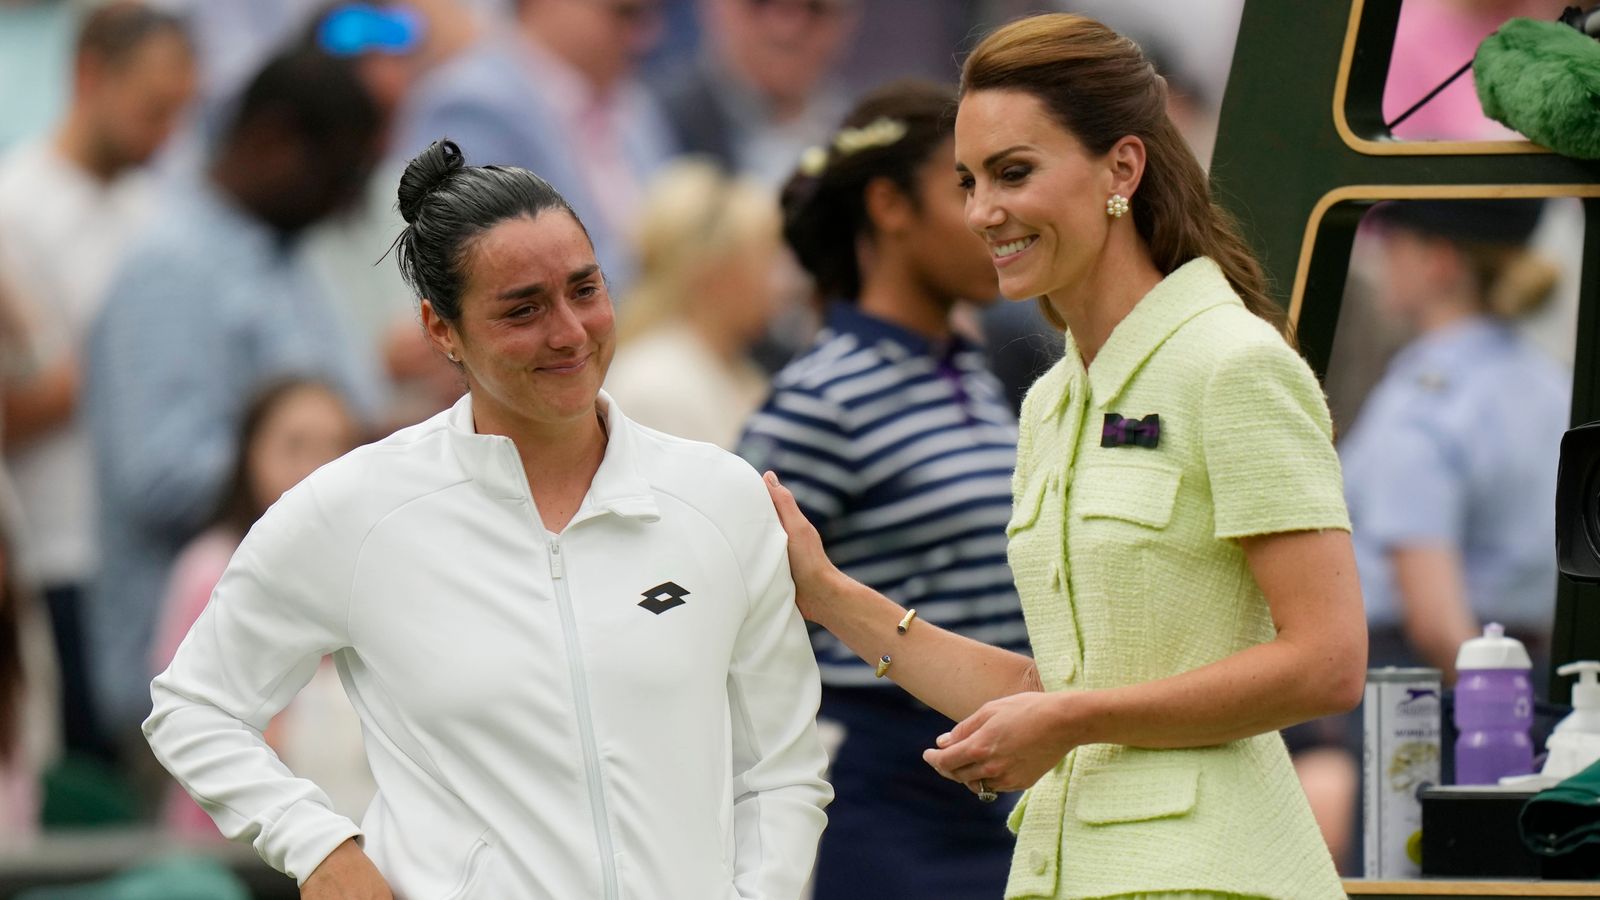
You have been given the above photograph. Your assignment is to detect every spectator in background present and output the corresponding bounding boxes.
[0,522,29,837]
[655,0,859,188]
[292,1,477,430]
[0,269,58,842]
[605,159,783,448]
[84,47,384,765]
[737,81,1027,898]
[1343,199,1568,683]
[395,0,677,293]
[0,1,196,760]
[163,0,480,131]
[0,497,56,841]
[152,378,368,838]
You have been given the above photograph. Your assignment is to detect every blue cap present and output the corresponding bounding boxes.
[317,3,424,57]
[1370,198,1544,246]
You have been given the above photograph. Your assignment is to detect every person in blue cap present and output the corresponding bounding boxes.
[1342,198,1569,685]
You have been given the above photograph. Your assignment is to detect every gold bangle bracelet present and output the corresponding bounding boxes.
[874,654,892,678]
[896,608,918,634]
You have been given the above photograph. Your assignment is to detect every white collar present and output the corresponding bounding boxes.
[444,390,661,523]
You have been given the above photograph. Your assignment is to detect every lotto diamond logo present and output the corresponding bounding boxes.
[638,581,689,615]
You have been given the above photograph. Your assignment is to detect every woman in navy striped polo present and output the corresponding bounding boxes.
[737,80,1028,898]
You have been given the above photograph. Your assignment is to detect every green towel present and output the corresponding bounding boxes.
[14,856,249,900]
[1520,757,1600,856]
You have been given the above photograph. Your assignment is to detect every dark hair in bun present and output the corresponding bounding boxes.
[781,80,956,301]
[393,139,589,322]
[397,139,464,224]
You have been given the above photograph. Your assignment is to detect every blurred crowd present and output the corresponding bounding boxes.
[0,0,1584,891]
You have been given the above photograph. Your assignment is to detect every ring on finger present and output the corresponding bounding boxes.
[975,779,998,803]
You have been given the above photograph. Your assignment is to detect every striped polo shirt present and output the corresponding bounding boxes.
[738,303,1030,686]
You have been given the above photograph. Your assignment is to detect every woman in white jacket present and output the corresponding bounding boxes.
[143,139,832,900]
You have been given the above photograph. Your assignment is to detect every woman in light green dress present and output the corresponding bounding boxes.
[761,13,1365,900]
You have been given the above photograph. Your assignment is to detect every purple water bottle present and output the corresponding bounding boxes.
[1453,622,1534,785]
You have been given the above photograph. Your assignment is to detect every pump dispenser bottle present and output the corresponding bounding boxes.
[1543,661,1600,779]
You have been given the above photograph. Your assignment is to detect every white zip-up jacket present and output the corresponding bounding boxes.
[144,393,832,899]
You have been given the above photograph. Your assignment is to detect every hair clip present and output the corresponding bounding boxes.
[798,145,829,177]
[832,117,908,156]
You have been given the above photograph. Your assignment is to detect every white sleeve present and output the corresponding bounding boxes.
[143,480,362,885]
[724,470,833,900]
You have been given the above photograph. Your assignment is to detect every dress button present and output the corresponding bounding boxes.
[1049,564,1062,592]
[1059,654,1075,683]
[1030,849,1048,875]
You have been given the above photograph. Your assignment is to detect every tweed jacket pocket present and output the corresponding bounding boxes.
[1072,762,1199,825]
[1006,470,1051,537]
[1075,462,1181,530]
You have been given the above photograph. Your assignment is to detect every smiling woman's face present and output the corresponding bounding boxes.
[430,211,616,433]
[954,88,1116,302]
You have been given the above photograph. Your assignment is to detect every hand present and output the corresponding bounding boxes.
[762,471,847,623]
[301,838,393,899]
[922,691,1076,795]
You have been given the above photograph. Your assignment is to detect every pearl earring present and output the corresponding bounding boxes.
[447,351,459,362]
[1106,193,1130,219]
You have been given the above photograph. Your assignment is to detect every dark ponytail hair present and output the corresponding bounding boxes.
[962,14,1291,341]
[394,139,589,322]
[780,80,957,302]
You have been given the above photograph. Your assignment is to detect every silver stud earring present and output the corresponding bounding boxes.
[447,351,459,363]
[1106,193,1130,219]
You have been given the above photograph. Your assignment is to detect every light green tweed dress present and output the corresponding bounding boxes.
[1112,894,1261,899]
[1001,259,1347,900]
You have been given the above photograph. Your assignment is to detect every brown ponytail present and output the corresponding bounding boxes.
[961,14,1292,344]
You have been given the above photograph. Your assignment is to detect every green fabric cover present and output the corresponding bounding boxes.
[39,753,139,828]
[1474,17,1600,159]
[1520,756,1600,856]
[14,857,249,900]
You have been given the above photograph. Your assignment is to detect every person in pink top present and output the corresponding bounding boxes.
[1384,0,1568,140]
[151,377,361,837]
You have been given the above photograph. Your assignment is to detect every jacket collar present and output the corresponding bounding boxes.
[444,390,661,523]
[1061,257,1244,414]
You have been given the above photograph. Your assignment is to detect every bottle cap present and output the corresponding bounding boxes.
[1456,622,1533,671]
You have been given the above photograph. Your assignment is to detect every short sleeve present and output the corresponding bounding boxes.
[1201,338,1350,539]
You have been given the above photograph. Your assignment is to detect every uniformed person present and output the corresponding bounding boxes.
[1341,198,1568,684]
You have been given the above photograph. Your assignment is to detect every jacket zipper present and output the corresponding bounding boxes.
[548,536,621,900]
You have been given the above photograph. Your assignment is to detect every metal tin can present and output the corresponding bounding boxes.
[1363,667,1442,878]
